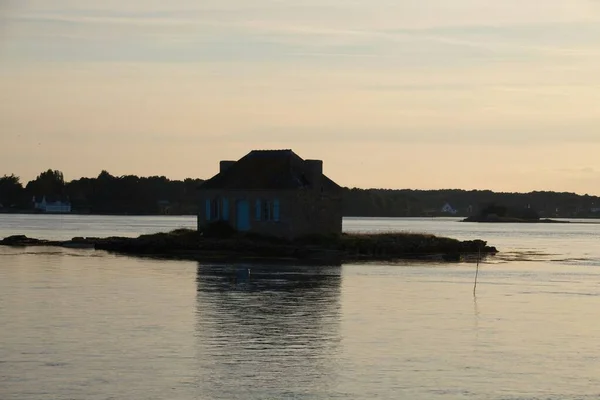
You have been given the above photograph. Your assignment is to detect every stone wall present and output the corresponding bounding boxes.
[289,188,343,237]
[198,189,295,238]
[198,187,343,239]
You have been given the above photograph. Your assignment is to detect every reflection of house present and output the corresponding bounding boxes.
[198,150,343,239]
[194,263,342,392]
[33,196,71,213]
[441,202,457,215]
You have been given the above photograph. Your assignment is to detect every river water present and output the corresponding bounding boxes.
[2,215,600,399]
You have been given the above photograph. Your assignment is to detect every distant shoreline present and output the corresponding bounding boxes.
[0,210,196,217]
[462,216,570,223]
[3,211,600,222]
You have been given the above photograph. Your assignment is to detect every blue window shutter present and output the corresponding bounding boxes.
[222,198,229,221]
[273,199,280,221]
[255,199,261,220]
[205,199,211,221]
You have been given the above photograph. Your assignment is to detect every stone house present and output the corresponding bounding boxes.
[197,150,343,239]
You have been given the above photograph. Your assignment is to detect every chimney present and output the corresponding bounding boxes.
[305,159,323,190]
[219,160,236,173]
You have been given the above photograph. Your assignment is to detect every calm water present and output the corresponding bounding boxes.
[2,215,600,399]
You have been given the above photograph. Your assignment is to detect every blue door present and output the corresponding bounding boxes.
[236,200,250,231]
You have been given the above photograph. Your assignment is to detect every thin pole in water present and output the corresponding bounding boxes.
[473,245,481,296]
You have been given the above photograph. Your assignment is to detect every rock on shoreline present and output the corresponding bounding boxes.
[0,230,498,264]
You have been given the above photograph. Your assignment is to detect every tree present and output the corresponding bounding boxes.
[26,169,66,198]
[0,174,25,207]
[480,203,507,218]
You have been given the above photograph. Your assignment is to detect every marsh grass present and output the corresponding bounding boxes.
[130,228,487,259]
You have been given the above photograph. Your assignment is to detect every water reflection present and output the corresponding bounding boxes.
[195,263,342,399]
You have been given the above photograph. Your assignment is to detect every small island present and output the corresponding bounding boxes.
[462,204,568,224]
[1,150,500,264]
[0,226,498,265]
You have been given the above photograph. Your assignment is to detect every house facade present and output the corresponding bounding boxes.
[198,150,343,239]
[441,202,458,215]
[33,196,72,213]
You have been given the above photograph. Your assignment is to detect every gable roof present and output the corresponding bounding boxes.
[32,195,71,204]
[199,149,341,191]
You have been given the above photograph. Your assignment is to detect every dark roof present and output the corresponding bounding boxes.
[199,150,341,191]
[32,195,71,203]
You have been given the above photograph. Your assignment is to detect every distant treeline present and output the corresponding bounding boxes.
[343,188,600,218]
[0,170,203,215]
[1,170,600,218]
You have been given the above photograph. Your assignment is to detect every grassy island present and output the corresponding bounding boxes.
[462,204,569,224]
[0,227,498,265]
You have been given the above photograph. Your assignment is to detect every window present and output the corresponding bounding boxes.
[255,198,280,221]
[210,198,221,221]
[263,200,273,221]
[206,197,229,221]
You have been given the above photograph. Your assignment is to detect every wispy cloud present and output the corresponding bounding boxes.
[2,0,600,65]
[556,167,598,175]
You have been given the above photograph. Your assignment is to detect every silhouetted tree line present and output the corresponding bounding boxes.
[0,170,204,214]
[340,188,600,218]
[475,203,540,220]
[2,170,600,217]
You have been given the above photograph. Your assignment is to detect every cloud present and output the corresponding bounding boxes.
[2,0,600,66]
[556,167,598,175]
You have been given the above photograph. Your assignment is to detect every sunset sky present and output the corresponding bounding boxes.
[1,1,600,193]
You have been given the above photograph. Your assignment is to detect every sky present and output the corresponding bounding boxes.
[1,1,600,194]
